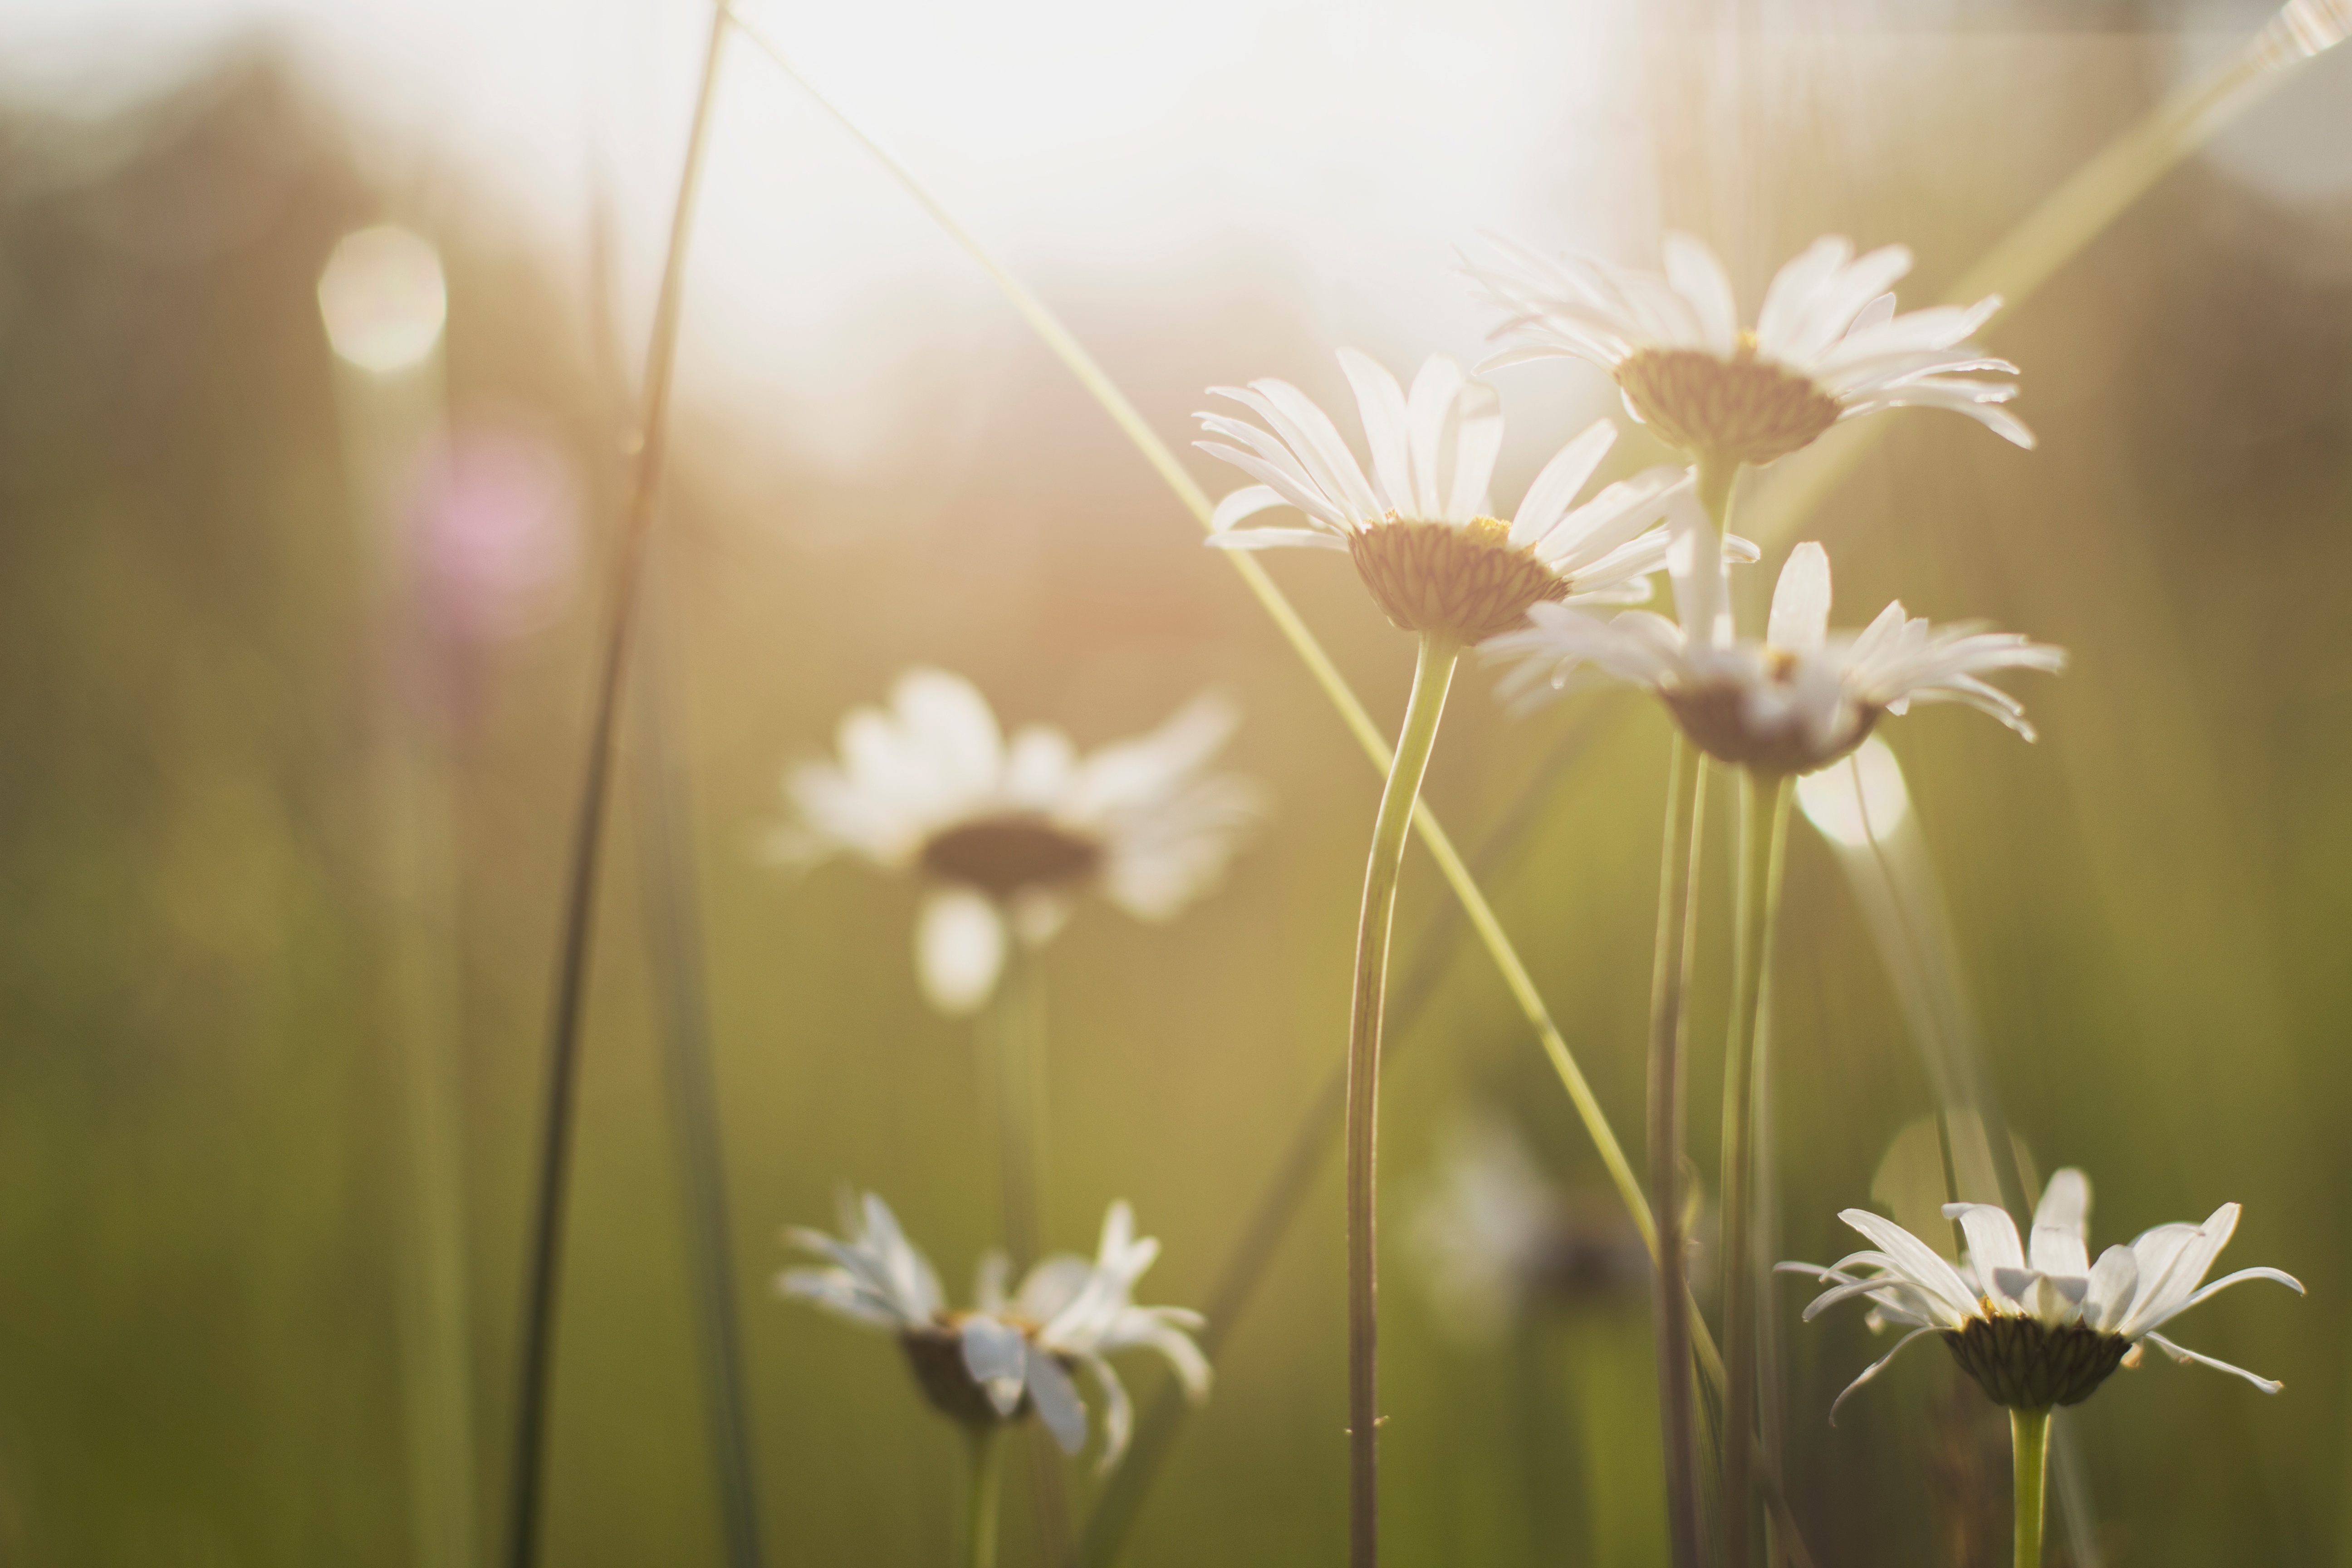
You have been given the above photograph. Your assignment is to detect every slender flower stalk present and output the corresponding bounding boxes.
[630,557,768,1568]
[989,941,1049,1271]
[505,10,730,1567]
[1645,734,1708,1568]
[986,941,1076,1566]
[2012,1406,2050,1568]
[1192,344,1696,1568]
[1340,632,1459,1568]
[1717,770,1793,1568]
[965,1429,1005,1568]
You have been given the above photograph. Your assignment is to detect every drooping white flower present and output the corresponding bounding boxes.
[779,1192,1210,1470]
[1466,232,2030,466]
[1780,1168,2303,1420]
[1195,349,1733,642]
[773,670,1263,1014]
[1486,498,2063,775]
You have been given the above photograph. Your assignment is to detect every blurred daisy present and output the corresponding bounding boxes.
[1781,1168,2303,1420]
[1488,512,2063,775]
[779,1191,1210,1470]
[774,670,1263,1014]
[1196,349,1738,642]
[1409,1112,1647,1343]
[1466,233,2030,466]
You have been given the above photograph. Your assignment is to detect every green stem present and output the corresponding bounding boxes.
[1346,633,1462,1568]
[989,938,1045,1272]
[1646,735,1708,1568]
[503,10,730,1566]
[1718,772,1794,1568]
[965,1427,1006,1568]
[985,942,1073,1565]
[2012,1406,2051,1568]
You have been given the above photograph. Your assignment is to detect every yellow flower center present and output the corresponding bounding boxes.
[1613,343,1841,467]
[1344,515,1564,641]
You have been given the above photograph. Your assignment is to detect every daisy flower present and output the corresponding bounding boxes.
[779,1191,1211,1470]
[1195,349,1733,643]
[1781,1168,2303,1420]
[1466,232,2031,467]
[773,670,1263,1014]
[1487,505,2063,776]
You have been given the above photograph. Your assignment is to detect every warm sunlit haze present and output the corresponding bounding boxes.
[0,2,2349,1567]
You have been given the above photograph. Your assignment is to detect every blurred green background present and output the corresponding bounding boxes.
[0,10,2348,1567]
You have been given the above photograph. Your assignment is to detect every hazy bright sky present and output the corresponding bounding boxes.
[1,0,2342,468]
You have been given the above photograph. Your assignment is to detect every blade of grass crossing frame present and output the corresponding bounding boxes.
[726,12,1654,1259]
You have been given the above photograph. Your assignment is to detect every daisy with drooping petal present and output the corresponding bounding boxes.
[1782,1168,2303,1419]
[1466,232,2032,467]
[1783,1170,2299,1567]
[779,1191,1210,1471]
[1196,348,1733,642]
[1489,510,2064,777]
[773,669,1263,1014]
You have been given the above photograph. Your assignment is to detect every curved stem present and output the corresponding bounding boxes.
[1718,772,1794,1568]
[1346,633,1461,1568]
[2012,1406,2051,1568]
[1646,735,1709,1568]
[965,1427,1006,1568]
[504,10,730,1566]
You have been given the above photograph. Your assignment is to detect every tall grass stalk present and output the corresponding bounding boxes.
[627,546,769,1568]
[727,10,1652,1265]
[1716,772,1793,1568]
[1745,0,2349,553]
[1344,632,1462,1568]
[504,10,730,1565]
[1646,735,1709,1568]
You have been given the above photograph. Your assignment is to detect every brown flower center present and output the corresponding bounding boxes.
[1941,1316,2132,1411]
[1614,343,1840,467]
[898,1318,1073,1431]
[1345,516,1564,641]
[1660,656,1875,777]
[919,813,1102,900]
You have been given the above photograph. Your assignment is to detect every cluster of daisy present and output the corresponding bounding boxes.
[771,669,1249,1471]
[764,227,2298,1563]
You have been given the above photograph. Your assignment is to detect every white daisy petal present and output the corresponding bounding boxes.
[1767,544,1833,655]
[1507,420,1619,551]
[2029,1168,2093,1279]
[1663,232,1739,357]
[915,888,1007,1016]
[1027,1349,1090,1454]
[1828,1327,1942,1426]
[1209,484,1287,534]
[960,1314,1031,1417]
[2142,1331,2284,1395]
